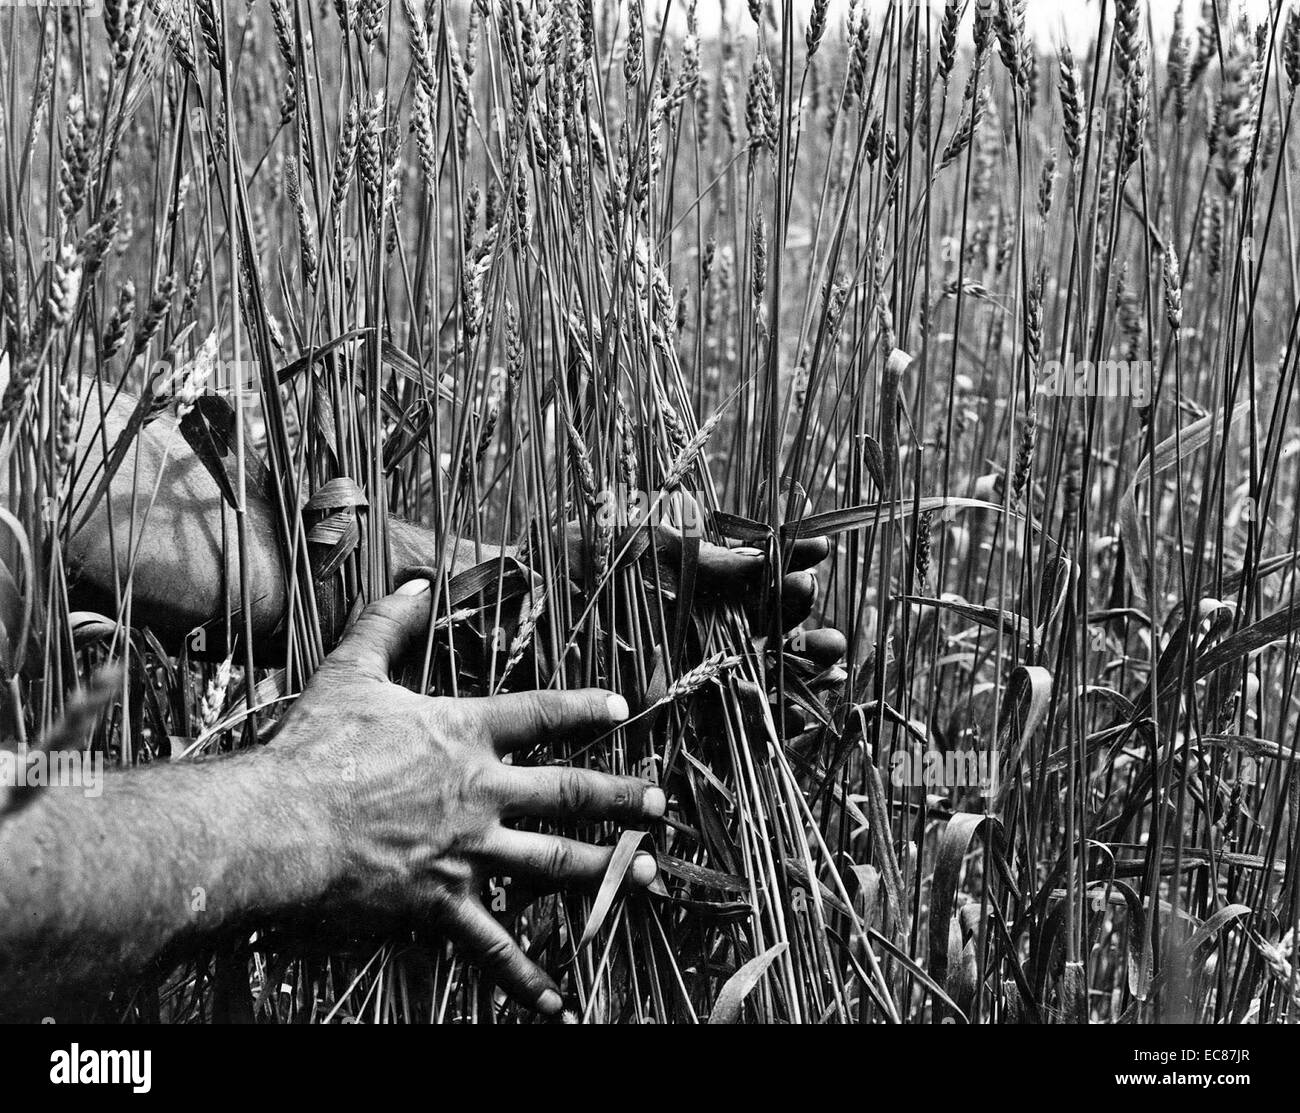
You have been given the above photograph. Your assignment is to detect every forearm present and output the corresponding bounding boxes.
[49,383,510,650]
[388,517,515,582]
[53,385,288,646]
[0,748,337,1021]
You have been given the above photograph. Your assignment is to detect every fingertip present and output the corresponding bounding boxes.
[793,626,847,666]
[605,692,629,722]
[783,569,817,606]
[537,988,564,1015]
[642,785,666,818]
[396,577,431,596]
[787,536,831,570]
[631,851,658,887]
[780,573,817,631]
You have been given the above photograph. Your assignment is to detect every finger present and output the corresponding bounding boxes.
[495,765,666,823]
[326,578,432,679]
[695,537,827,597]
[657,488,770,599]
[695,536,826,591]
[692,539,767,598]
[485,829,658,890]
[470,688,629,754]
[780,570,818,630]
[742,570,817,632]
[773,488,826,568]
[441,895,563,1015]
[788,627,847,667]
[783,536,831,572]
[656,502,768,600]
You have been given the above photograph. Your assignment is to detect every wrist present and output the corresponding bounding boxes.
[231,744,348,915]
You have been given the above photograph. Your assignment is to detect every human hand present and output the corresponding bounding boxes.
[637,490,847,673]
[273,578,663,1016]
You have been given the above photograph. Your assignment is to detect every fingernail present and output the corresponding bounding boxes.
[605,693,629,721]
[631,851,658,887]
[537,989,563,1015]
[642,785,666,818]
[735,546,765,558]
[397,577,431,596]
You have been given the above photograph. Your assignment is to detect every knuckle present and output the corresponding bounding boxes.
[457,823,491,859]
[542,840,573,880]
[608,779,634,812]
[479,933,518,971]
[581,690,607,724]
[362,612,402,651]
[556,770,594,816]
[427,702,499,759]
[528,693,564,736]
[362,596,405,625]
[425,889,451,917]
[422,696,463,735]
[318,644,363,675]
[457,761,494,807]
[419,887,456,923]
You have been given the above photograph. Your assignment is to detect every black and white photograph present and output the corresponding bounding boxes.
[0,0,1294,1080]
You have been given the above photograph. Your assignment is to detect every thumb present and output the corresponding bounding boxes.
[327,578,433,679]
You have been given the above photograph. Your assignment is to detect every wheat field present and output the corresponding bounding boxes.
[2,0,1300,1024]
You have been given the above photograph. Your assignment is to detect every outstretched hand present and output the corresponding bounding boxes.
[273,577,662,1016]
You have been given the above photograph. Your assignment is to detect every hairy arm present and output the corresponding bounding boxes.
[0,745,336,1022]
